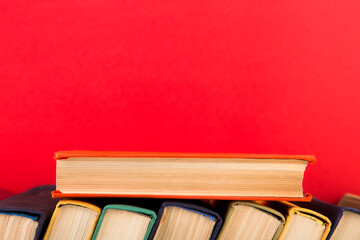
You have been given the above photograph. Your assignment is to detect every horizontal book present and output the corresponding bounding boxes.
[92,204,157,240]
[217,201,285,240]
[43,200,101,240]
[338,193,360,210]
[52,151,315,201]
[149,201,222,240]
[265,201,331,240]
[0,185,60,240]
[295,197,360,240]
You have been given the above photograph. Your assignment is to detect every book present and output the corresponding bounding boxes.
[91,204,157,240]
[148,201,222,240]
[265,201,331,240]
[0,185,60,240]
[338,193,360,210]
[295,197,360,240]
[217,201,285,240]
[43,200,101,240]
[52,151,315,201]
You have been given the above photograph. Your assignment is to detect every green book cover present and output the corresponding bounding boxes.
[91,204,157,240]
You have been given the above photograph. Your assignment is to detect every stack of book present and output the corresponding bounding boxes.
[0,151,359,240]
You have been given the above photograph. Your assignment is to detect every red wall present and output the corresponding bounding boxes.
[1,0,360,203]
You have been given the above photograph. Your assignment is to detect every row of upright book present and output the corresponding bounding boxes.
[0,151,359,240]
[1,185,359,240]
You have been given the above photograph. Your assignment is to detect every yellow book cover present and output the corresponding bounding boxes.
[43,200,101,240]
[264,201,331,240]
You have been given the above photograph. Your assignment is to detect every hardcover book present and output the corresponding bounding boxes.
[265,201,331,240]
[43,200,101,240]
[92,204,157,240]
[338,193,360,210]
[0,185,59,240]
[52,151,314,201]
[148,201,222,240]
[217,201,285,240]
[295,197,360,240]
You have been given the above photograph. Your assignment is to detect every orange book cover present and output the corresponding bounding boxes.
[52,151,315,201]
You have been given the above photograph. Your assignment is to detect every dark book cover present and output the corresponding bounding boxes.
[294,198,360,239]
[149,201,223,240]
[0,185,60,240]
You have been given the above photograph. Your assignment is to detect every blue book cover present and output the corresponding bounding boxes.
[149,201,222,240]
[0,185,60,240]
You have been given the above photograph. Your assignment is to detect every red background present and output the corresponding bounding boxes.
[1,0,360,203]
